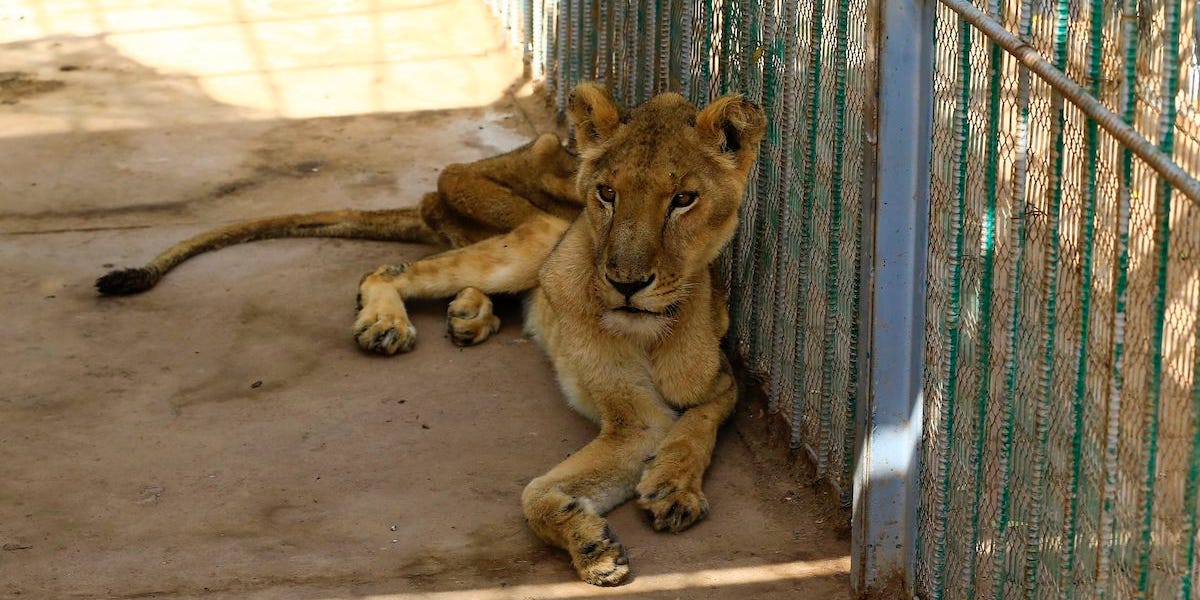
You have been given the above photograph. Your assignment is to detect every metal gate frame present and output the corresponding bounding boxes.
[852,0,934,592]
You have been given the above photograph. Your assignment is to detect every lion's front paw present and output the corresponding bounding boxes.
[354,312,417,355]
[637,474,710,533]
[446,287,500,347]
[572,525,630,586]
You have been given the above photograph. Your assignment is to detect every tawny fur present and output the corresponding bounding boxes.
[99,82,766,587]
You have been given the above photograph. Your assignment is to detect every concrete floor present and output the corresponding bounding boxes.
[0,1,852,598]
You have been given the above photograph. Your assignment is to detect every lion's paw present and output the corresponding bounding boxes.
[637,476,710,533]
[572,525,630,586]
[446,287,500,347]
[354,312,417,355]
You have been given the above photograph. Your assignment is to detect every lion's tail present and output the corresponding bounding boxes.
[95,208,441,295]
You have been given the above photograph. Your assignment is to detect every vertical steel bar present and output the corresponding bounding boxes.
[568,0,581,89]
[819,0,854,485]
[532,0,545,80]
[1060,0,1107,591]
[789,0,829,451]
[524,0,534,63]
[1021,0,1070,596]
[1094,0,1140,592]
[1183,323,1200,599]
[745,0,777,365]
[964,0,1006,592]
[769,0,803,418]
[931,12,973,599]
[638,0,652,99]
[990,0,1034,594]
[680,0,694,99]
[656,0,669,93]
[597,0,610,84]
[625,0,637,101]
[852,0,933,592]
[611,0,626,104]
[1136,0,1183,591]
[764,0,793,416]
[701,0,713,99]
[583,0,595,80]
[554,0,567,110]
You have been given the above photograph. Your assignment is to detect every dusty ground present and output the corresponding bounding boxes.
[0,1,852,598]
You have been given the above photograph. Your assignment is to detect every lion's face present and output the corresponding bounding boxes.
[565,85,766,333]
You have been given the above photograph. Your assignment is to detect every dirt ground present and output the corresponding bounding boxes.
[0,1,852,598]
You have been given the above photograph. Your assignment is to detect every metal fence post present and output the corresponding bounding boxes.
[852,0,934,594]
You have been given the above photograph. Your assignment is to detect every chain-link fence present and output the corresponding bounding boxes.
[918,0,1199,596]
[483,0,1200,596]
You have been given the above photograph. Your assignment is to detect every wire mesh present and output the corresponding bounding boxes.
[917,0,1200,596]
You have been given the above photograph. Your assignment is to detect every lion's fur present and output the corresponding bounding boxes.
[98,83,766,587]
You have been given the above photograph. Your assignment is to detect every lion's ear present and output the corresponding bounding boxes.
[567,82,620,152]
[695,95,767,175]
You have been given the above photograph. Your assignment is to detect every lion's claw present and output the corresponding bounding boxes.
[573,526,630,586]
[354,314,416,355]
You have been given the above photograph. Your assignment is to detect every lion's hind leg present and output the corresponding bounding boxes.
[354,213,568,355]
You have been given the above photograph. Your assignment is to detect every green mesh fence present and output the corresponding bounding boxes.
[483,0,1200,597]
[918,0,1200,596]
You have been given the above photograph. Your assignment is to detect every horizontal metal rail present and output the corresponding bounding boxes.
[937,0,1200,203]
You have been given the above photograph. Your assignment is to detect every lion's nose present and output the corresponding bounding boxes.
[606,273,655,300]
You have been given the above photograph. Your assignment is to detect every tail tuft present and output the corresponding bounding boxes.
[96,267,159,295]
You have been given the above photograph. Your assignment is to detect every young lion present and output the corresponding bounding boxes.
[97,83,766,586]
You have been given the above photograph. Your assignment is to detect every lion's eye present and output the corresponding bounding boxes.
[596,185,616,204]
[671,192,698,210]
